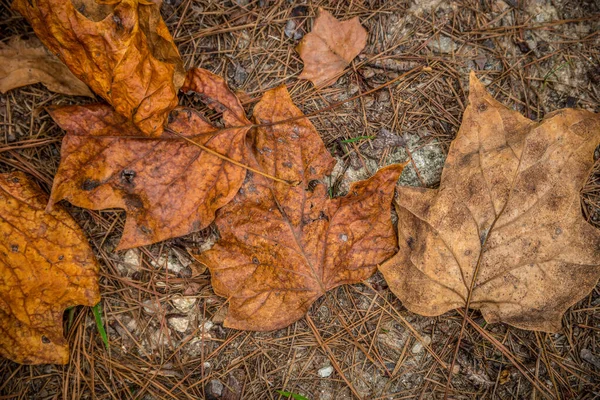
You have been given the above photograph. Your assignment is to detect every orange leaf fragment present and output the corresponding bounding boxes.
[297,8,367,87]
[196,86,405,330]
[0,35,93,97]
[48,69,250,250]
[380,72,600,332]
[12,0,185,136]
[0,172,100,365]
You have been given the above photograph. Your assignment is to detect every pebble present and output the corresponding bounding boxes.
[168,316,190,333]
[172,295,196,313]
[205,379,224,400]
[411,335,432,354]
[427,35,458,54]
[318,365,334,378]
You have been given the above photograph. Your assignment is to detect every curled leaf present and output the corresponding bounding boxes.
[379,72,600,332]
[12,0,185,136]
[0,35,93,97]
[297,8,367,87]
[196,86,404,331]
[48,68,250,250]
[0,172,100,365]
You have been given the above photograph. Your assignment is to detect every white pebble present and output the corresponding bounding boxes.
[318,365,334,378]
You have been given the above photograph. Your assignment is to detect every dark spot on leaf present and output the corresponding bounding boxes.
[112,13,123,31]
[464,249,472,256]
[140,226,151,235]
[406,237,415,250]
[125,194,144,209]
[10,244,18,253]
[480,229,488,245]
[477,103,488,112]
[41,336,50,344]
[307,180,319,192]
[81,178,101,191]
[252,257,259,264]
[318,211,329,221]
[283,161,293,168]
[58,255,64,261]
[121,170,136,185]
[12,177,19,183]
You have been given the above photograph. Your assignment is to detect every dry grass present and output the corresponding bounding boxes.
[1,0,600,399]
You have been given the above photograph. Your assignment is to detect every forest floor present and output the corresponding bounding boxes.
[1,0,600,399]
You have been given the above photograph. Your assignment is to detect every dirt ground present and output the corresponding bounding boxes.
[1,0,600,399]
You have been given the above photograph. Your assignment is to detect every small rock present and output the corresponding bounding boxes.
[284,19,303,40]
[361,67,375,79]
[172,295,197,313]
[150,250,191,276]
[411,335,432,354]
[581,348,600,368]
[142,299,162,315]
[168,316,190,333]
[205,379,224,400]
[117,249,141,275]
[427,35,458,54]
[318,365,334,378]
[202,320,214,332]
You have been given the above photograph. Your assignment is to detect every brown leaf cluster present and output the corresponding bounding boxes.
[0,35,93,97]
[297,8,367,87]
[380,72,600,332]
[12,0,185,136]
[48,68,250,250]
[196,86,405,330]
[0,172,100,365]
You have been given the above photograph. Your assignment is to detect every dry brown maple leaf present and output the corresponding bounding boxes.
[379,72,600,332]
[0,172,100,365]
[0,35,93,97]
[12,0,185,136]
[47,68,250,250]
[196,86,405,331]
[297,8,367,87]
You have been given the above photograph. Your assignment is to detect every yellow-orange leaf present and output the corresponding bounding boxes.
[13,0,185,136]
[48,69,250,250]
[380,72,600,332]
[0,35,93,97]
[196,86,405,330]
[0,172,100,365]
[297,8,367,87]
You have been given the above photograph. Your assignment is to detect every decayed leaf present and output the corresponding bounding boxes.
[48,68,250,250]
[12,0,185,136]
[297,8,367,87]
[0,35,93,97]
[196,86,404,331]
[0,172,100,364]
[379,72,600,332]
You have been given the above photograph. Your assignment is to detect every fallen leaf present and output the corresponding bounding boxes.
[196,85,404,331]
[48,68,250,250]
[0,172,100,364]
[0,35,93,97]
[13,0,185,136]
[297,8,367,87]
[379,72,600,332]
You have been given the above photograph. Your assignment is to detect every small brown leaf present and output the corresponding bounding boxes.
[196,86,404,331]
[297,8,367,87]
[0,35,93,97]
[0,172,100,365]
[48,68,250,250]
[380,72,600,332]
[12,0,185,136]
